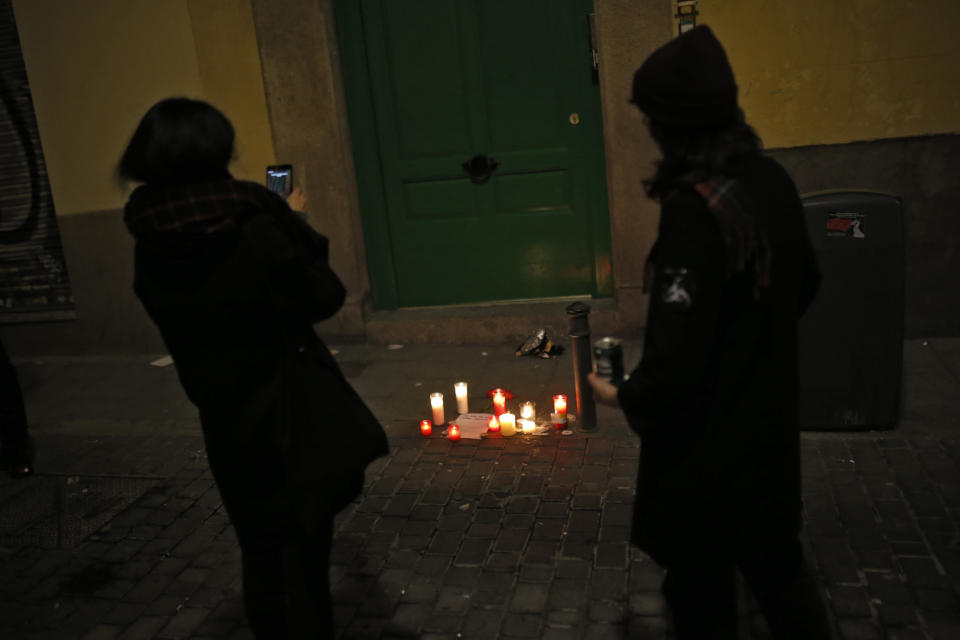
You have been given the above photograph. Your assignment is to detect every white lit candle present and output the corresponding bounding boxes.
[455,382,469,414]
[430,392,445,426]
[520,401,535,421]
[499,412,516,436]
[519,419,536,434]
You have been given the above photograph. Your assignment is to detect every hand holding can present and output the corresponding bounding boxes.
[593,337,624,386]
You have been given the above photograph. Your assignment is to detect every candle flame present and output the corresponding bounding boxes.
[553,394,567,415]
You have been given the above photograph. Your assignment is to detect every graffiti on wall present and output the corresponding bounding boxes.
[0,0,74,323]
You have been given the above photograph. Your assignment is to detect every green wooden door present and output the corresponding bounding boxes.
[342,0,610,308]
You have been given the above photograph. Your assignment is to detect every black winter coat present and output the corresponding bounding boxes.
[128,181,388,520]
[618,155,819,566]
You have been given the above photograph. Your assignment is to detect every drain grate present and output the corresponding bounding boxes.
[0,475,160,549]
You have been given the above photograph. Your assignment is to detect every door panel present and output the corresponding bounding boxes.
[378,1,472,158]
[495,171,569,213]
[404,179,476,220]
[478,1,569,151]
[359,0,608,307]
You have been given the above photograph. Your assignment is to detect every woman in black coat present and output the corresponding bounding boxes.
[589,27,830,638]
[119,98,388,638]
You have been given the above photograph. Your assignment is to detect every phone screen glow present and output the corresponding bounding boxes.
[267,168,291,196]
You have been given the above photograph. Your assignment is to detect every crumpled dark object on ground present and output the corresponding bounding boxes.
[515,328,564,358]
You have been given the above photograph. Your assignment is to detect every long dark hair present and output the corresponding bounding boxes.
[643,109,762,200]
[117,98,234,185]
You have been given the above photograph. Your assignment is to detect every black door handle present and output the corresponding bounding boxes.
[462,154,499,184]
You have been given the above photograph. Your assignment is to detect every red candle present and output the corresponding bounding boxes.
[420,420,432,436]
[553,394,568,429]
[492,389,507,416]
[553,395,568,417]
[487,415,500,433]
[448,424,461,441]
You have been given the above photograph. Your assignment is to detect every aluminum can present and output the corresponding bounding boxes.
[593,337,624,385]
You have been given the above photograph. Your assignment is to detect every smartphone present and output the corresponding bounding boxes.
[266,164,293,197]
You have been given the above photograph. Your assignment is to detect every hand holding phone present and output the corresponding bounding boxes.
[285,187,306,213]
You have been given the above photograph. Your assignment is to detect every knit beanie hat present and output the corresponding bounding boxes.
[631,25,739,128]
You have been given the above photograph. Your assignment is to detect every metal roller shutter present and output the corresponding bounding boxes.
[0,0,74,323]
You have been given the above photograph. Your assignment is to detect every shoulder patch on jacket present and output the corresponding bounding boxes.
[660,267,695,309]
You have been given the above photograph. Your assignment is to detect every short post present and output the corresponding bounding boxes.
[566,302,597,431]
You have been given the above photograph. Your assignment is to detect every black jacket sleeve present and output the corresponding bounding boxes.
[244,213,347,322]
[617,191,726,430]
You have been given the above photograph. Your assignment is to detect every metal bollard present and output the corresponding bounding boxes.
[566,301,597,431]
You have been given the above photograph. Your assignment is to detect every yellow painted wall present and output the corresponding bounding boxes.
[686,0,960,148]
[186,0,274,183]
[12,0,275,216]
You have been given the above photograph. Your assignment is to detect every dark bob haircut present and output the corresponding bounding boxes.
[117,98,234,185]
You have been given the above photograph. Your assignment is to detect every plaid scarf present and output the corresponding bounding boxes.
[645,176,772,298]
[124,178,326,254]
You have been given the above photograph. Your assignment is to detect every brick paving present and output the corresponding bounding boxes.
[0,339,958,638]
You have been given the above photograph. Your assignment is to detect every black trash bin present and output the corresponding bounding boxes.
[797,191,904,430]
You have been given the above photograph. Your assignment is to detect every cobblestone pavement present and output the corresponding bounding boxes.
[1,338,959,639]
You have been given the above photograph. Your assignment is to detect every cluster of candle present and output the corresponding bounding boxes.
[421,385,570,441]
